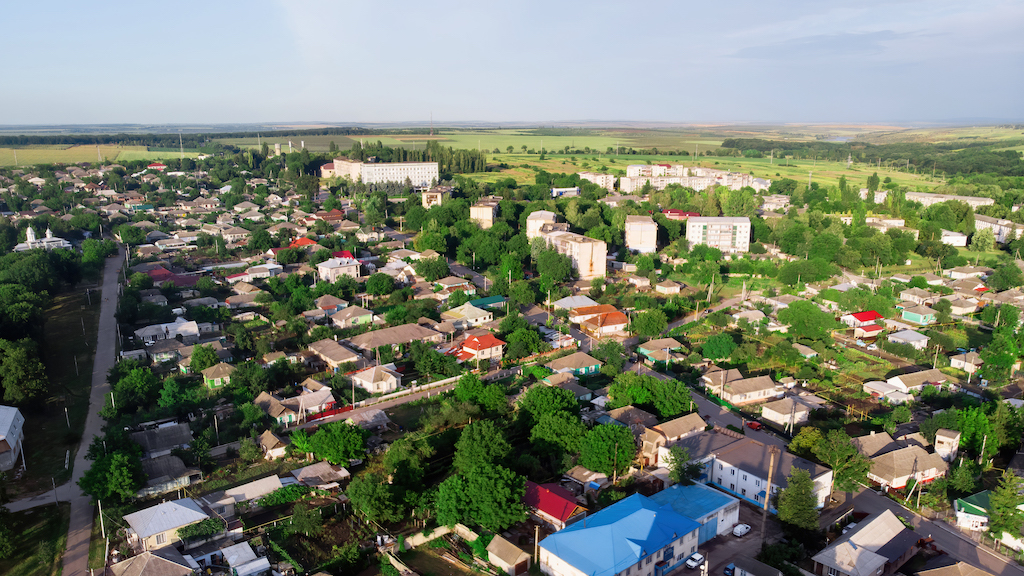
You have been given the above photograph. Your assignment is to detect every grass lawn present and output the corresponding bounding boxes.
[12,288,103,497]
[0,503,70,576]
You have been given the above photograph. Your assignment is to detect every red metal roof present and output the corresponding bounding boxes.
[290,237,318,248]
[524,481,579,523]
[332,250,355,259]
[463,333,506,351]
[226,272,247,279]
[859,324,884,333]
[851,311,883,322]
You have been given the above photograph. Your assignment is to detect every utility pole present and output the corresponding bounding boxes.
[534,524,540,564]
[761,446,779,550]
[613,441,619,485]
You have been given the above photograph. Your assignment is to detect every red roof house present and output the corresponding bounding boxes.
[523,481,585,530]
[332,250,355,259]
[854,323,885,338]
[662,209,700,221]
[289,237,318,249]
[459,333,506,363]
[841,310,884,328]
[147,163,167,172]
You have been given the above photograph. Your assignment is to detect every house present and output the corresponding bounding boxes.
[258,430,287,460]
[888,329,930,350]
[950,351,983,374]
[568,304,620,325]
[351,363,402,394]
[763,294,804,310]
[868,445,948,490]
[811,510,918,576]
[862,381,912,405]
[254,381,336,426]
[203,475,283,519]
[637,337,684,363]
[733,309,767,325]
[542,373,593,402]
[886,369,948,394]
[648,482,740,544]
[719,376,780,406]
[941,229,968,247]
[330,306,376,329]
[627,275,651,289]
[935,429,961,462]
[900,287,938,305]
[468,295,508,310]
[137,455,201,499]
[640,412,707,466]
[487,535,531,576]
[731,556,783,576]
[202,363,236,388]
[701,365,743,395]
[314,294,348,314]
[624,215,658,253]
[0,405,25,471]
[605,406,659,431]
[552,295,599,310]
[546,352,602,376]
[655,280,681,295]
[290,460,350,489]
[902,305,937,325]
[580,311,629,338]
[538,493,701,576]
[134,317,201,344]
[307,339,363,372]
[124,498,210,551]
[706,437,833,509]
[917,557,996,576]
[457,333,506,364]
[108,547,194,576]
[840,310,884,328]
[317,257,360,282]
[130,423,194,459]
[851,431,899,458]
[854,324,885,339]
[793,343,818,358]
[435,275,475,293]
[948,298,979,316]
[524,481,587,530]
[441,303,493,330]
[345,408,392,432]
[760,397,812,428]
[347,323,443,353]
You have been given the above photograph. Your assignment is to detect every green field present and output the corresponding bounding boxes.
[0,145,199,166]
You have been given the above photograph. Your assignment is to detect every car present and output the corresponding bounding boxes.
[724,563,736,576]
[733,524,751,537]
[685,553,705,569]
[866,344,878,351]
[746,421,763,431]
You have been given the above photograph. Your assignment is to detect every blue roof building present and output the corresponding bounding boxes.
[649,483,740,544]
[539,493,700,576]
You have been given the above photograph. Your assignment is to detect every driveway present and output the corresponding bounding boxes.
[449,262,489,291]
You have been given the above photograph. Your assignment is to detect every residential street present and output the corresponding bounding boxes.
[60,248,125,576]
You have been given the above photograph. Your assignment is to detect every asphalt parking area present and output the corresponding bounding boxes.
[678,501,783,576]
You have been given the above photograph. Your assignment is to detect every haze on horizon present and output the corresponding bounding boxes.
[3,0,1022,126]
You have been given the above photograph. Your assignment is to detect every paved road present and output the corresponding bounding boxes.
[61,249,125,576]
[449,262,490,291]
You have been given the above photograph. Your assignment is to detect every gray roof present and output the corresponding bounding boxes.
[851,432,899,458]
[141,455,197,487]
[870,445,948,482]
[552,295,599,310]
[546,352,602,372]
[347,323,441,350]
[290,461,350,486]
[733,556,782,576]
[725,375,776,395]
[716,438,832,487]
[812,510,917,576]
[130,424,194,455]
[108,547,193,576]
[123,498,208,539]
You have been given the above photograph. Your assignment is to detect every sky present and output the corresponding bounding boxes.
[1,0,1022,125]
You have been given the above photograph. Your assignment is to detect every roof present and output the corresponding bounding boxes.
[653,413,707,440]
[889,329,928,343]
[290,460,351,486]
[546,352,602,372]
[570,304,620,317]
[552,295,599,310]
[353,364,401,384]
[140,455,196,487]
[581,312,629,329]
[733,556,783,576]
[957,490,991,516]
[870,445,948,482]
[607,406,658,428]
[130,423,194,454]
[332,305,373,322]
[463,333,506,351]
[108,547,193,576]
[486,535,530,566]
[347,323,441,350]
[254,392,294,419]
[648,482,738,521]
[851,432,899,457]
[761,397,812,416]
[890,368,947,389]
[725,375,776,395]
[918,557,996,576]
[850,311,884,322]
[346,408,392,430]
[123,498,208,539]
[812,510,917,576]
[258,429,286,452]
[0,405,23,442]
[441,303,491,321]
[524,481,581,522]
[540,493,700,576]
[307,339,360,364]
[201,363,236,379]
[719,439,831,488]
[206,475,283,505]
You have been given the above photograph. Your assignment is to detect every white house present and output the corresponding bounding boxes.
[761,397,812,428]
[887,329,929,350]
[0,406,25,471]
[351,363,402,394]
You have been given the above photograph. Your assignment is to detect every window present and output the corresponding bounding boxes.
[647,557,652,565]
[730,483,735,491]
[827,567,839,576]
[756,480,760,487]
[742,489,746,496]
[743,474,747,481]
[731,469,735,476]
[719,463,723,470]
[155,533,166,545]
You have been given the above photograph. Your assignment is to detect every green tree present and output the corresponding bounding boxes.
[239,436,262,463]
[580,424,636,478]
[988,264,1024,291]
[289,429,313,457]
[701,333,737,361]
[453,420,510,474]
[347,473,404,523]
[668,446,702,484]
[813,430,871,498]
[591,340,626,377]
[630,309,667,338]
[519,385,578,424]
[777,467,819,531]
[415,257,450,282]
[454,373,485,404]
[247,228,274,253]
[989,471,1024,539]
[447,290,470,308]
[778,300,839,341]
[788,427,823,459]
[866,172,880,193]
[0,506,13,558]
[948,460,980,493]
[970,228,996,253]
[286,503,324,537]
[189,344,218,373]
[366,273,395,296]
[436,464,527,531]
[309,422,367,465]
[531,411,586,457]
[0,338,48,404]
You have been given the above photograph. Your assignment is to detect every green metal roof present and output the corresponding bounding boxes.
[956,490,991,516]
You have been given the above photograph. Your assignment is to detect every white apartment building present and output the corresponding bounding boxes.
[470,196,501,229]
[577,172,616,192]
[526,211,607,279]
[686,217,751,253]
[905,191,995,209]
[975,214,1020,243]
[321,158,438,187]
[619,165,770,194]
[624,215,658,253]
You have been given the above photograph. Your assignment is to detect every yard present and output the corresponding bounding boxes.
[0,503,70,576]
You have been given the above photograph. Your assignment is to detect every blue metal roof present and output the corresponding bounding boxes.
[648,483,739,521]
[540,493,700,576]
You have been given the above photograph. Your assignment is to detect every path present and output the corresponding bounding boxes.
[61,248,124,576]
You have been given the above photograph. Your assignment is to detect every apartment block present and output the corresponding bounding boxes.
[321,158,438,187]
[526,211,607,279]
[624,215,658,253]
[577,172,616,192]
[686,217,751,253]
[470,196,502,229]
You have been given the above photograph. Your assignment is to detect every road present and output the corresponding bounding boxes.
[449,262,490,291]
[60,248,125,576]
[847,488,1024,576]
[666,293,758,332]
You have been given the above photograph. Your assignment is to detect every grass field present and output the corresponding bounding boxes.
[0,503,70,576]
[0,145,199,166]
[11,288,103,498]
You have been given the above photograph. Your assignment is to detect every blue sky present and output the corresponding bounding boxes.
[1,0,1021,125]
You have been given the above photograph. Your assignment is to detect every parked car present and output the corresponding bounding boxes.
[724,563,736,576]
[733,524,751,537]
[746,421,763,431]
[866,344,878,351]
[685,553,705,569]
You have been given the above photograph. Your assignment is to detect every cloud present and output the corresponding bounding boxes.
[730,30,913,61]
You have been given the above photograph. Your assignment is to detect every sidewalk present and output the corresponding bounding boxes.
[61,248,124,576]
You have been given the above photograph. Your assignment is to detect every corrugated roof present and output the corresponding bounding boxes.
[123,498,208,539]
[524,481,581,522]
[648,482,738,521]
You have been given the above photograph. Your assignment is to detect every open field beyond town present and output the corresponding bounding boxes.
[0,145,199,166]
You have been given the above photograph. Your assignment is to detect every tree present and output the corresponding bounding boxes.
[309,422,367,465]
[189,344,218,373]
[454,373,485,404]
[989,471,1024,540]
[778,300,839,341]
[519,385,578,424]
[0,338,48,404]
[988,264,1024,292]
[286,503,324,537]
[948,460,980,493]
[812,430,871,498]
[415,257,450,282]
[776,467,819,531]
[366,273,395,296]
[591,340,626,378]
[970,228,996,253]
[348,473,404,523]
[701,333,737,361]
[78,450,144,503]
[531,411,586,457]
[436,464,527,531]
[789,427,823,458]
[667,446,702,485]
[453,420,510,474]
[630,309,667,338]
[239,436,262,463]
[580,424,636,478]
[0,506,13,558]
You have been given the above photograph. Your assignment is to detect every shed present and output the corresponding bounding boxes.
[487,535,531,575]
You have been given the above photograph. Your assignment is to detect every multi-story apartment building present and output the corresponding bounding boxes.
[577,172,616,192]
[686,217,751,253]
[896,191,995,209]
[620,166,770,194]
[421,185,452,208]
[974,214,1020,243]
[526,211,607,279]
[470,196,501,229]
[624,215,658,253]
[321,158,438,187]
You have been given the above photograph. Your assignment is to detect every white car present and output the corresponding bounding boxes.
[685,553,705,569]
[732,524,751,537]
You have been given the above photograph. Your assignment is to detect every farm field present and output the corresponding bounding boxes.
[0,145,198,166]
